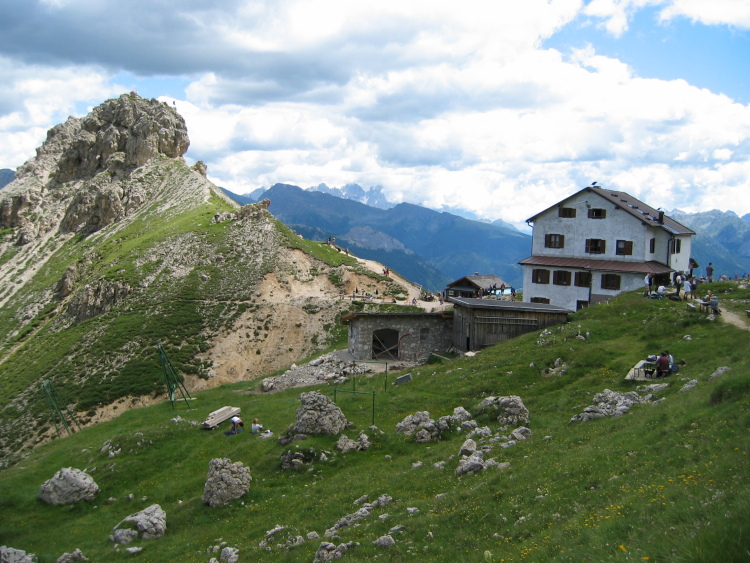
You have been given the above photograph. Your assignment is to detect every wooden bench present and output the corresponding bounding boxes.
[746,310,750,318]
[695,300,710,313]
[200,406,240,430]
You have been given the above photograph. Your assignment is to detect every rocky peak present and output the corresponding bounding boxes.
[0,94,193,243]
[17,94,189,186]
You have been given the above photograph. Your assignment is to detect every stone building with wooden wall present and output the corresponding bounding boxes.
[450,298,572,352]
[341,312,453,361]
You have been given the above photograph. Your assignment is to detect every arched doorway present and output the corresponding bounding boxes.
[372,328,399,359]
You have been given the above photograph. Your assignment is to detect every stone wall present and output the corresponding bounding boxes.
[347,314,452,361]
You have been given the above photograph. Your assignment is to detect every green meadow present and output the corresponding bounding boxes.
[1,285,749,562]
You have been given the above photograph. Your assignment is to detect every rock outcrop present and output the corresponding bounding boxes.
[202,458,252,507]
[570,389,651,422]
[336,433,371,453]
[261,352,371,393]
[396,411,441,442]
[477,395,530,426]
[313,541,357,562]
[110,504,167,544]
[0,546,37,563]
[56,549,88,563]
[291,392,348,435]
[38,467,98,505]
[2,94,189,244]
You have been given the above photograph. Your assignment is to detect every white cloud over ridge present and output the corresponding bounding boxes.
[0,0,749,226]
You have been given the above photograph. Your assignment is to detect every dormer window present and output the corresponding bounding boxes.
[588,208,606,219]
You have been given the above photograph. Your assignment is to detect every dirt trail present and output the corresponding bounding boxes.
[354,257,451,312]
[721,309,749,331]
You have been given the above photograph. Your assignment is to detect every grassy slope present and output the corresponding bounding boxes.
[0,286,749,562]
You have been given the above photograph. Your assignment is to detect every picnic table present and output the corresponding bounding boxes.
[200,406,240,430]
[694,300,710,313]
[625,360,658,381]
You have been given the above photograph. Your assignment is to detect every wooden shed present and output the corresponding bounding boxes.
[449,297,572,352]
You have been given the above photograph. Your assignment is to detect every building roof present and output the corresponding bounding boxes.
[526,187,695,236]
[518,255,674,275]
[340,311,453,325]
[449,297,573,314]
[447,274,509,290]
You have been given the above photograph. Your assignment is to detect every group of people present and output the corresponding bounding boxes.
[228,416,264,435]
[644,273,698,300]
[644,351,678,379]
[644,271,720,314]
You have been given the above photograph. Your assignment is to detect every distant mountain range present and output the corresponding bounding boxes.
[223,183,531,291]
[671,209,750,278]
[223,183,750,289]
[0,169,14,188]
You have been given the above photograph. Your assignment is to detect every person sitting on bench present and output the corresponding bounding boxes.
[655,352,671,378]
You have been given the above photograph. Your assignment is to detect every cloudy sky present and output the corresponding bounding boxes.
[2,0,750,229]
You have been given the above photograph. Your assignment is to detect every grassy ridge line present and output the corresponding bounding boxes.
[0,287,748,561]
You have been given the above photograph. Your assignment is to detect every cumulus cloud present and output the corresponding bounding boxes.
[659,0,750,28]
[0,56,121,167]
[0,0,749,223]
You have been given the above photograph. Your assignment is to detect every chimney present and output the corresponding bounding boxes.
[658,211,664,224]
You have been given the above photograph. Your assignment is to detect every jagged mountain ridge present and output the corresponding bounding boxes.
[671,209,750,277]
[308,182,395,210]
[0,95,397,466]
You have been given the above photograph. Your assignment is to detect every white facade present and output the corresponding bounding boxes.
[520,187,695,311]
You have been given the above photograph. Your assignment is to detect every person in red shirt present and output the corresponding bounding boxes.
[656,352,670,378]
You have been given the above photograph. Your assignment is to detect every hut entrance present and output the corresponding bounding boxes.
[372,328,399,359]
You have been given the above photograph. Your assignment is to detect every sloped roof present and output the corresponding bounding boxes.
[447,274,509,290]
[449,297,573,314]
[526,187,695,236]
[518,255,674,275]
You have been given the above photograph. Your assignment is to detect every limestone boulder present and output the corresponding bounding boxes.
[202,458,252,507]
[477,395,529,426]
[313,541,357,562]
[510,427,532,441]
[280,449,318,471]
[336,433,371,453]
[292,392,348,435]
[455,452,485,476]
[396,411,441,443]
[110,504,167,544]
[38,468,98,505]
[570,389,650,422]
[459,438,477,457]
[373,535,396,547]
[56,549,89,563]
[0,546,37,563]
